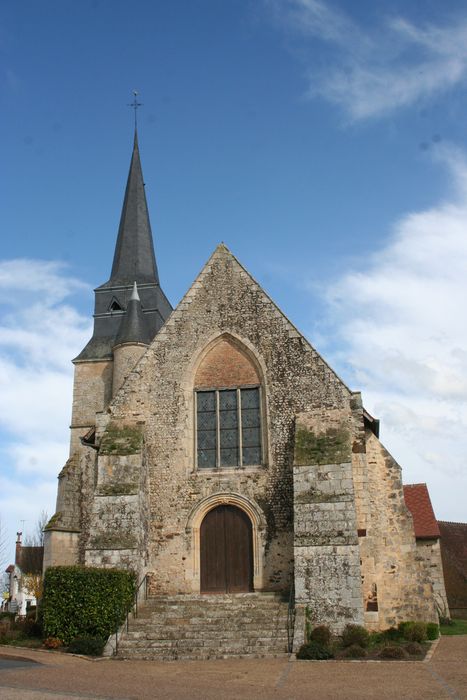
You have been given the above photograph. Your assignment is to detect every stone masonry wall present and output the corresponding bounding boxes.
[70,360,113,453]
[416,539,449,617]
[84,421,149,577]
[293,409,363,641]
[101,245,351,594]
[43,530,79,569]
[358,431,437,628]
[112,344,147,397]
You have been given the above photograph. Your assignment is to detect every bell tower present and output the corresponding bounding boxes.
[44,126,172,568]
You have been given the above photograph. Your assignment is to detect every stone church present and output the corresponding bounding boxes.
[44,130,440,656]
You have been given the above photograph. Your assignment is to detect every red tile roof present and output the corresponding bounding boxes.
[403,483,440,539]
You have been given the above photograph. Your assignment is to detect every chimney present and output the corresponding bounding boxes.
[15,532,22,566]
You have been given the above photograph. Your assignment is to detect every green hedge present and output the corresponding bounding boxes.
[42,566,136,645]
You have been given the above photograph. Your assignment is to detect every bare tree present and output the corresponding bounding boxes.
[24,511,49,547]
[0,517,8,571]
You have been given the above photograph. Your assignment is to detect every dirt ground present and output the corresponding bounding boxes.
[0,636,465,700]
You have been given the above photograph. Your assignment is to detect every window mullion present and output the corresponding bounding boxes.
[216,390,220,469]
[194,391,198,469]
[238,388,242,467]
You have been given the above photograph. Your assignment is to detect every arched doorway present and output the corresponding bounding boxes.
[200,505,253,593]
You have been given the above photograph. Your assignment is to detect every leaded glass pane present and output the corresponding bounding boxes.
[197,391,216,468]
[220,447,238,466]
[219,409,238,429]
[198,430,216,449]
[197,410,216,430]
[197,391,215,412]
[219,389,237,411]
[198,449,216,468]
[220,428,238,448]
[241,409,260,428]
[241,388,259,409]
[242,427,260,447]
[242,446,261,465]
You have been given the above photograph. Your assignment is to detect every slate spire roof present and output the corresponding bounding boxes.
[104,130,159,287]
[74,130,172,362]
[114,282,151,347]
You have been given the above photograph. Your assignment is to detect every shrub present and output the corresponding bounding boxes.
[426,623,439,640]
[368,631,384,646]
[340,644,367,658]
[382,627,401,641]
[43,637,63,649]
[397,621,411,637]
[67,636,106,656]
[309,625,332,647]
[0,628,25,643]
[296,641,334,660]
[379,645,407,659]
[341,624,370,649]
[42,566,136,645]
[18,617,42,639]
[439,616,453,626]
[403,622,428,643]
[405,642,423,656]
[0,612,15,622]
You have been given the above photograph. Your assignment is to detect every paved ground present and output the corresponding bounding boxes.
[0,636,465,700]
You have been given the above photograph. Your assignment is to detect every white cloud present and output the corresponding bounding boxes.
[320,146,467,521]
[269,0,467,119]
[0,259,91,563]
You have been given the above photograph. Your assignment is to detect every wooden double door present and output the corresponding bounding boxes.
[200,505,253,593]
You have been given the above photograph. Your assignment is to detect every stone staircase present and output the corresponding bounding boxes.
[115,592,290,660]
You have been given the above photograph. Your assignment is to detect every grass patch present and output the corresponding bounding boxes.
[0,635,43,649]
[440,619,467,636]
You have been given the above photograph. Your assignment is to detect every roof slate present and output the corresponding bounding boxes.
[74,131,173,362]
[114,283,151,346]
[102,130,159,287]
[403,483,440,539]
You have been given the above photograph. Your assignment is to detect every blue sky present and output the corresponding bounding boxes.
[2,0,467,564]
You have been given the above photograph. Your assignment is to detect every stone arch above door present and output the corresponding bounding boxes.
[186,492,266,593]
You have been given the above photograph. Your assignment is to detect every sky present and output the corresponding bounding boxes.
[2,0,467,565]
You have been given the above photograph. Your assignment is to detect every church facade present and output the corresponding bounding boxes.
[44,132,439,647]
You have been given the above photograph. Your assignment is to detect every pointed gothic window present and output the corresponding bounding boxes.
[196,387,262,469]
[194,336,264,470]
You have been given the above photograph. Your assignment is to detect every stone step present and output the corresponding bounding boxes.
[121,633,289,644]
[142,600,286,611]
[130,617,287,634]
[115,592,291,660]
[130,613,289,623]
[118,650,289,661]
[118,636,288,648]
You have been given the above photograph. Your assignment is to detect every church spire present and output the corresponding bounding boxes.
[74,127,172,363]
[105,130,159,286]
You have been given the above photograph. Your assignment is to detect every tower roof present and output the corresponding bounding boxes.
[74,130,172,362]
[114,282,151,347]
[102,130,159,287]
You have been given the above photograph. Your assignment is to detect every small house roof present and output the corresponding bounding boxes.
[403,483,440,539]
[16,546,44,575]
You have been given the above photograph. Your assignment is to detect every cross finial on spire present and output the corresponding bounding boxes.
[128,90,142,129]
